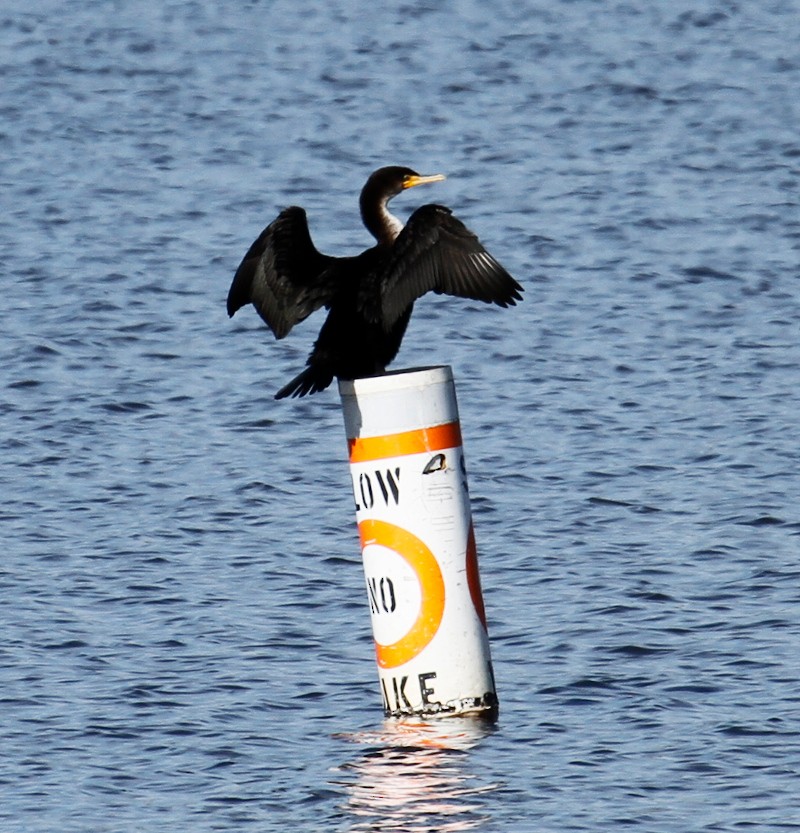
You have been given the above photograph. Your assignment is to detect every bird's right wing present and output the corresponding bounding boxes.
[227,207,338,339]
[377,204,523,330]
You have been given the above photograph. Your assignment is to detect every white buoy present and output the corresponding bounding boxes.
[339,366,497,719]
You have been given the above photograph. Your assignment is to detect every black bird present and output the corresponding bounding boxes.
[227,165,523,399]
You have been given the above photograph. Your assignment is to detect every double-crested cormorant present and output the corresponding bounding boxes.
[227,166,523,399]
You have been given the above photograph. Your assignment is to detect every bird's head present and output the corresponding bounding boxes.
[360,166,447,244]
[364,166,446,202]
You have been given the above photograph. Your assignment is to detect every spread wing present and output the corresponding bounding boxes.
[227,207,338,339]
[378,204,523,330]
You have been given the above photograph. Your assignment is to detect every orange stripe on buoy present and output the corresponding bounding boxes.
[358,519,446,669]
[348,421,462,463]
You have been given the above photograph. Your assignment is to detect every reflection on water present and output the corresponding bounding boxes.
[333,717,498,831]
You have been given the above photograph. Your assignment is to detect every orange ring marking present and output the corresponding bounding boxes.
[348,421,462,463]
[358,519,445,669]
[465,523,488,631]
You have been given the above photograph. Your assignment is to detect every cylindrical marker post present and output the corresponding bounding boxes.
[339,366,498,719]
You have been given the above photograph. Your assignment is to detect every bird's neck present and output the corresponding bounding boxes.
[360,191,403,246]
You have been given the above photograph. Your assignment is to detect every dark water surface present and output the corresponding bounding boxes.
[2,1,800,830]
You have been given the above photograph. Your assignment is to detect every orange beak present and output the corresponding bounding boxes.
[403,173,446,189]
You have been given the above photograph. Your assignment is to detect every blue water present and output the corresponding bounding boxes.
[2,1,800,830]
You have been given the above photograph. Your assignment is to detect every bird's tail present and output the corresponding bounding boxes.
[274,366,335,400]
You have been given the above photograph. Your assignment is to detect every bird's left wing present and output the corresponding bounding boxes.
[377,204,523,330]
[227,207,338,339]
